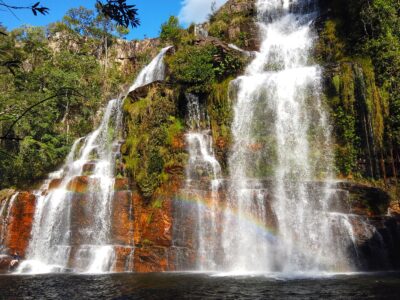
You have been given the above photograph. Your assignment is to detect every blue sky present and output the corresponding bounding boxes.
[0,0,228,40]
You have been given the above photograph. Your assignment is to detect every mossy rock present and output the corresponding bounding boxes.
[123,82,186,198]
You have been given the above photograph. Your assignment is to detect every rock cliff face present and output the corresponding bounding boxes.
[0,177,179,273]
[118,0,400,271]
[121,80,400,271]
[315,0,399,181]
[110,38,162,78]
[1,180,398,273]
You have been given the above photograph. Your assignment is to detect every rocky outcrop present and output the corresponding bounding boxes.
[207,0,259,51]
[112,38,161,69]
[1,192,36,258]
[67,176,90,193]
[356,215,400,270]
[111,190,134,246]
[48,31,161,75]
[0,171,181,273]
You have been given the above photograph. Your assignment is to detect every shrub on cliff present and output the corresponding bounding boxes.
[318,0,399,181]
[166,44,216,94]
[123,85,187,197]
[166,44,245,94]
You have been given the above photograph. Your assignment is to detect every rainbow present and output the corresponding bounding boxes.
[173,193,278,243]
[173,193,357,272]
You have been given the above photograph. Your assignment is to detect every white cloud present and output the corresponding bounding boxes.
[178,0,228,24]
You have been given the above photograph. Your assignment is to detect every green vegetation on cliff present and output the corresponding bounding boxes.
[121,13,249,197]
[208,0,257,49]
[123,84,187,197]
[318,0,399,182]
[166,44,245,94]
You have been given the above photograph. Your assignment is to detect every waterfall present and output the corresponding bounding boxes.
[220,0,355,272]
[17,46,171,274]
[184,94,222,270]
[128,46,172,92]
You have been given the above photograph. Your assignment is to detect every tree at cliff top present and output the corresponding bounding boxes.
[0,3,139,189]
[160,16,184,46]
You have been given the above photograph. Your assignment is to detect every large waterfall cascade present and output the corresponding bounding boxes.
[214,0,372,273]
[12,46,172,274]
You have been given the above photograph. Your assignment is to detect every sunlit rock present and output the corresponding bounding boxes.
[67,176,90,194]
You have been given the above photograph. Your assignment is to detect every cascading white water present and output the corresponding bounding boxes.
[0,193,19,253]
[221,0,356,273]
[184,94,222,270]
[17,98,123,274]
[17,46,171,274]
[129,46,172,92]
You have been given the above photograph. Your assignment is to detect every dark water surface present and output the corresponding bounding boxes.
[0,272,399,299]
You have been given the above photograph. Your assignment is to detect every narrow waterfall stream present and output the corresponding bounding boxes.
[184,94,222,270]
[17,47,171,274]
[218,0,359,272]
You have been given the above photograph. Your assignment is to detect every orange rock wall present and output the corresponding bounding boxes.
[0,175,184,272]
[131,179,180,272]
[3,192,36,257]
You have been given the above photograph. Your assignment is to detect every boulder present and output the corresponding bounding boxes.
[336,182,391,216]
[67,176,89,193]
[48,178,63,190]
[389,202,400,216]
[353,215,400,270]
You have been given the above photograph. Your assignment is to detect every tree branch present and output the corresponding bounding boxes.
[0,1,49,16]
[96,0,140,28]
